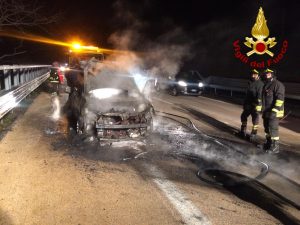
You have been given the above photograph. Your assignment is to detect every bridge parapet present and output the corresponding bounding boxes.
[0,65,51,119]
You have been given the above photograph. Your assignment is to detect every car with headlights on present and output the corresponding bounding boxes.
[169,70,204,96]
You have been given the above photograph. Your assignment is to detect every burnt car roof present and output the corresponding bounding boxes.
[84,60,141,93]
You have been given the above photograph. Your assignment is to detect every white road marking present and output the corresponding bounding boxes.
[146,163,211,225]
[198,95,229,104]
[196,95,241,108]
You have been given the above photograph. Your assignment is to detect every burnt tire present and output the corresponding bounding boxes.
[76,121,83,135]
[145,107,154,136]
[197,91,203,96]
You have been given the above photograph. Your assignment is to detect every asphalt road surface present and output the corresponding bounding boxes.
[0,90,299,225]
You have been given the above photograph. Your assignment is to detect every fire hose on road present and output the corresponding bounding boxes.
[154,110,300,213]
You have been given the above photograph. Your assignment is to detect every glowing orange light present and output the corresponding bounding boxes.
[72,42,81,50]
[0,30,134,55]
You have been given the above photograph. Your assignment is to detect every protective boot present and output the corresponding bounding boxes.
[263,137,272,151]
[249,129,257,142]
[239,124,247,138]
[267,140,280,154]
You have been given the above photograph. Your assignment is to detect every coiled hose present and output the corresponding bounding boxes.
[154,110,269,186]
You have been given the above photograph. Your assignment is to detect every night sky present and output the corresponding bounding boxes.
[1,0,300,81]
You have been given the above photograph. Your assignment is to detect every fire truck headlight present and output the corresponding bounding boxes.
[72,43,81,49]
[198,82,204,87]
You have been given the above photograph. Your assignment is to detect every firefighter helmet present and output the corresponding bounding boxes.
[264,68,274,73]
[251,69,259,74]
[263,68,276,76]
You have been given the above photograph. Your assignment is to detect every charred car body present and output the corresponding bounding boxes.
[65,57,154,141]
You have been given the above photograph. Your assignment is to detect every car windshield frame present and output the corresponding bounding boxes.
[176,71,202,81]
[84,68,141,96]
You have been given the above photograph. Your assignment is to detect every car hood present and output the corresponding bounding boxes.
[86,95,151,115]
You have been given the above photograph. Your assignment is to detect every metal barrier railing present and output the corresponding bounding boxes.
[205,76,300,100]
[0,65,51,119]
[0,65,50,92]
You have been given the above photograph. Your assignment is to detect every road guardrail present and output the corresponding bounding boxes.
[205,76,300,100]
[0,65,50,119]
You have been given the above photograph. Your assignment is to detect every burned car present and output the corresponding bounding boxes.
[65,58,154,141]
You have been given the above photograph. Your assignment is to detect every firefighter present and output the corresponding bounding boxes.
[48,62,61,95]
[65,60,84,95]
[63,59,85,131]
[239,69,264,141]
[261,68,285,153]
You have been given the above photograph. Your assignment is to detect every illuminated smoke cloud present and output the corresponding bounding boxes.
[109,1,193,84]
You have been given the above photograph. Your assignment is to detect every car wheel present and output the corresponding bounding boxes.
[171,87,178,96]
[144,108,154,144]
[155,84,160,92]
[76,121,83,134]
[76,117,84,135]
[146,107,154,133]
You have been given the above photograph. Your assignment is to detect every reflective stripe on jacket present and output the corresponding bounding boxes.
[262,78,285,118]
[49,68,60,83]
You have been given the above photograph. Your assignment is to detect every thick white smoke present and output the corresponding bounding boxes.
[108,30,192,80]
[108,1,194,85]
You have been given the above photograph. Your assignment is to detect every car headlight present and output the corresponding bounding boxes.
[198,82,204,87]
[138,103,146,112]
[178,81,187,87]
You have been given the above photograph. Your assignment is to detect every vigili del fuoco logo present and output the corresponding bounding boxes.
[233,7,288,68]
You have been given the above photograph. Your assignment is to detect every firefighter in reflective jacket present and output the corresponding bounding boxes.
[48,62,61,94]
[240,69,264,140]
[261,68,285,153]
[49,68,60,83]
